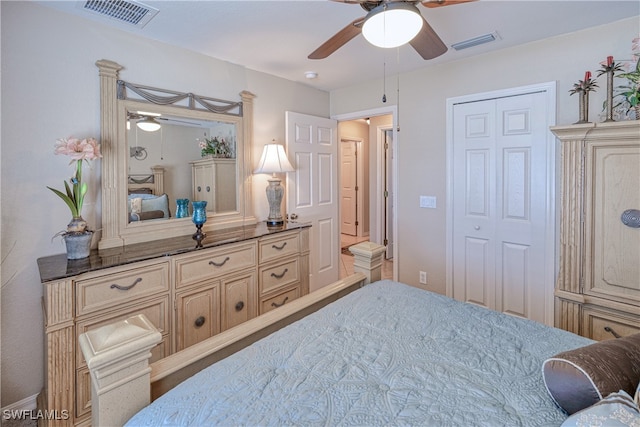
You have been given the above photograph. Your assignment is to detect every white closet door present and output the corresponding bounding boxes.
[452,91,550,324]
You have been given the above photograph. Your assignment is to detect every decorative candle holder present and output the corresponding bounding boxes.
[176,198,190,218]
[597,57,623,122]
[605,69,614,122]
[192,200,207,248]
[569,72,598,124]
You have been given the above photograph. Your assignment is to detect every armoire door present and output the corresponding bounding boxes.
[451,90,552,324]
[584,140,640,303]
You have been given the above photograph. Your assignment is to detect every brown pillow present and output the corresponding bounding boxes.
[542,333,640,415]
[129,210,165,222]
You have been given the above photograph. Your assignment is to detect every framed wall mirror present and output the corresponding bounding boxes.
[97,60,256,249]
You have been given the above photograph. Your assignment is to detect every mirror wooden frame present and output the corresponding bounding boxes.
[96,59,256,249]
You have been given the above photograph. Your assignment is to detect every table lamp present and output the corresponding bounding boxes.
[254,143,295,226]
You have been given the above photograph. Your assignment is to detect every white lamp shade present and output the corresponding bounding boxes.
[254,144,295,174]
[137,117,161,132]
[362,3,423,48]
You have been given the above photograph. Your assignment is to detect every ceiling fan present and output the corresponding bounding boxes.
[308,0,475,60]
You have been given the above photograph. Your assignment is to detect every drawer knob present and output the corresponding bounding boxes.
[235,301,245,311]
[197,186,202,192]
[209,256,230,267]
[206,186,211,192]
[604,326,622,338]
[270,268,289,279]
[194,316,206,328]
[272,242,287,250]
[110,277,142,291]
[271,296,289,308]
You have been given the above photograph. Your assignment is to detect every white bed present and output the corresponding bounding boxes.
[122,279,591,426]
[80,240,640,426]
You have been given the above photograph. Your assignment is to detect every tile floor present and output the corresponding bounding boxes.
[339,234,393,280]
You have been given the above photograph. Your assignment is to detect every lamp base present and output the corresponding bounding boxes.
[192,224,206,248]
[265,178,285,226]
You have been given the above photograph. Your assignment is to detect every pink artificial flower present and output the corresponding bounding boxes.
[54,137,102,163]
[632,37,640,54]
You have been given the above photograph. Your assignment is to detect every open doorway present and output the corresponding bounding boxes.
[337,115,394,280]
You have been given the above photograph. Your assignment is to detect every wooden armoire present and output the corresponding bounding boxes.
[552,120,640,340]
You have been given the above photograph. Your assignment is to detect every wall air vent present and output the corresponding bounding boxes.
[451,33,499,51]
[80,0,159,28]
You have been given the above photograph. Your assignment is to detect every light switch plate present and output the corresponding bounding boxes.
[419,196,437,208]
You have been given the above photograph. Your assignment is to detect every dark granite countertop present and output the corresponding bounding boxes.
[37,222,310,283]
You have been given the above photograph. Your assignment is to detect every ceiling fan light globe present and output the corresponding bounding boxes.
[362,4,423,48]
[137,117,161,132]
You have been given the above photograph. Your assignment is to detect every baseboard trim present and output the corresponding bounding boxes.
[2,393,38,413]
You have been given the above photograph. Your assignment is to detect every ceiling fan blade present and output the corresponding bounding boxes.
[409,16,448,59]
[308,17,365,59]
[157,117,201,126]
[422,0,476,8]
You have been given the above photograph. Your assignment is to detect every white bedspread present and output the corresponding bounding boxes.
[127,280,592,426]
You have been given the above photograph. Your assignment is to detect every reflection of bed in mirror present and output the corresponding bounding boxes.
[127,166,169,222]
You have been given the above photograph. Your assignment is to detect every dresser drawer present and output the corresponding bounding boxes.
[76,261,169,316]
[582,306,640,341]
[76,296,170,367]
[260,286,300,314]
[260,258,300,296]
[175,242,257,288]
[259,232,300,264]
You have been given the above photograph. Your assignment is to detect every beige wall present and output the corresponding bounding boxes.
[330,16,639,293]
[0,1,329,406]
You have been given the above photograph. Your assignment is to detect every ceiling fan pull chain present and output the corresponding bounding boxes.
[382,54,387,103]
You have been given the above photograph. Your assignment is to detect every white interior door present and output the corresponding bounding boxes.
[286,111,339,292]
[341,140,357,236]
[451,91,552,324]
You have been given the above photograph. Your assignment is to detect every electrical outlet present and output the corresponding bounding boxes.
[419,271,427,285]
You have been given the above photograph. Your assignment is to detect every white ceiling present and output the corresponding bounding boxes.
[39,0,640,91]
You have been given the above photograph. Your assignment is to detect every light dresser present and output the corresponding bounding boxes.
[37,222,310,426]
[552,120,640,340]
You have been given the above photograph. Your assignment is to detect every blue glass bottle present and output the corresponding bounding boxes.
[192,200,207,247]
[176,198,190,218]
[192,201,207,225]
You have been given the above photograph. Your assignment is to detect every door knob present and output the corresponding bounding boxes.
[290,213,298,221]
[474,225,480,230]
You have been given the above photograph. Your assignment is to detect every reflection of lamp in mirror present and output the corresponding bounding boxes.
[254,143,295,226]
[137,117,161,132]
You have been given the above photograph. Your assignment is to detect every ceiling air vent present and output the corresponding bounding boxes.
[80,0,159,28]
[451,32,499,51]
